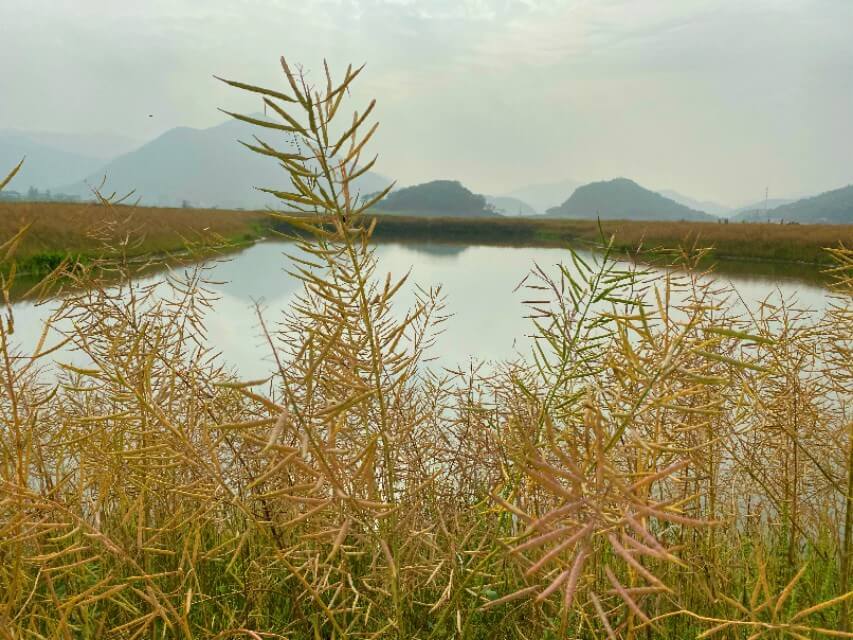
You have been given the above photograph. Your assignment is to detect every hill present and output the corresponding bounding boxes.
[57,116,390,210]
[731,184,853,224]
[485,195,538,216]
[0,128,140,160]
[373,180,497,217]
[503,178,580,214]
[546,178,715,221]
[0,133,105,192]
[729,198,796,221]
[658,189,731,216]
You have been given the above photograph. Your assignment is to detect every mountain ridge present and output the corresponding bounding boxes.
[731,184,853,224]
[485,195,538,216]
[547,178,715,222]
[658,189,731,216]
[503,178,580,214]
[56,115,390,209]
[374,180,497,217]
[0,133,105,193]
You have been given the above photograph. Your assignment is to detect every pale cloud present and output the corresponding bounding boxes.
[1,0,851,204]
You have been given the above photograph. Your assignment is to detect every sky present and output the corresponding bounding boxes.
[2,0,852,206]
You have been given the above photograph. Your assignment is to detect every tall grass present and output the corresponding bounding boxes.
[0,200,267,277]
[1,59,852,639]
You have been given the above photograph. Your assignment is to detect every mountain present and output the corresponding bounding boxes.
[504,178,581,214]
[58,116,391,209]
[729,198,797,221]
[485,195,538,216]
[546,178,715,221]
[0,133,105,192]
[731,184,853,224]
[658,189,731,217]
[732,198,796,214]
[0,129,140,160]
[373,180,498,217]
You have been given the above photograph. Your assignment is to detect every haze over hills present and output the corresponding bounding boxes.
[547,178,716,222]
[503,178,581,214]
[0,129,141,161]
[373,180,497,217]
[485,195,537,217]
[0,133,106,193]
[729,198,797,220]
[658,189,731,217]
[6,117,853,225]
[731,185,853,224]
[56,116,390,209]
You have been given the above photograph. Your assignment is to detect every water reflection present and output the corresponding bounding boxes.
[9,241,832,380]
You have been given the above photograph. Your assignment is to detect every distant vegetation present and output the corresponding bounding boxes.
[0,185,81,203]
[547,177,715,221]
[374,179,497,217]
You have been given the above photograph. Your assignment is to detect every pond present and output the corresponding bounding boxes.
[9,240,833,380]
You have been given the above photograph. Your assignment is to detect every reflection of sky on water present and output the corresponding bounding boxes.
[9,241,832,381]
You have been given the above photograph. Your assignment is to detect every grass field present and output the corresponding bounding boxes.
[0,201,268,275]
[363,212,853,266]
[2,202,850,281]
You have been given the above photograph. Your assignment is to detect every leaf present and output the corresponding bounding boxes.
[0,158,24,191]
[213,75,297,103]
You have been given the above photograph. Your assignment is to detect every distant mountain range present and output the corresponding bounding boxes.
[4,122,853,224]
[59,116,390,209]
[374,180,497,217]
[731,185,853,224]
[502,178,581,214]
[0,128,140,161]
[546,178,715,221]
[3,117,389,209]
[485,195,538,217]
[729,198,797,221]
[658,189,731,217]
[0,133,105,192]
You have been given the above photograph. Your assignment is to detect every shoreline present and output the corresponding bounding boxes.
[2,202,850,283]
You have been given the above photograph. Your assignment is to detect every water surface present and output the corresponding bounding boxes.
[10,241,832,380]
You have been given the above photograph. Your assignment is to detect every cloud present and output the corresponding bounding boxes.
[1,0,851,203]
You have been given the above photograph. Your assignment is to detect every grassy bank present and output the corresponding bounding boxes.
[363,212,853,265]
[3,202,851,279]
[0,201,269,276]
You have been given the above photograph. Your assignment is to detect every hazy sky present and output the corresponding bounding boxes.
[2,0,852,205]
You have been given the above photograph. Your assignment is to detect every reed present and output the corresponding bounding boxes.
[1,58,852,639]
[0,200,268,277]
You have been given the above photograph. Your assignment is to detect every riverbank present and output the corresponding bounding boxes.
[2,202,850,278]
[0,201,268,276]
[362,213,853,267]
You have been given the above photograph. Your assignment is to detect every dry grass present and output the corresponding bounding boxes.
[365,214,853,266]
[1,59,853,640]
[0,201,268,272]
[3,202,851,281]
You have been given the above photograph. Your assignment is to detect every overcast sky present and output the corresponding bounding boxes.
[2,0,852,205]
